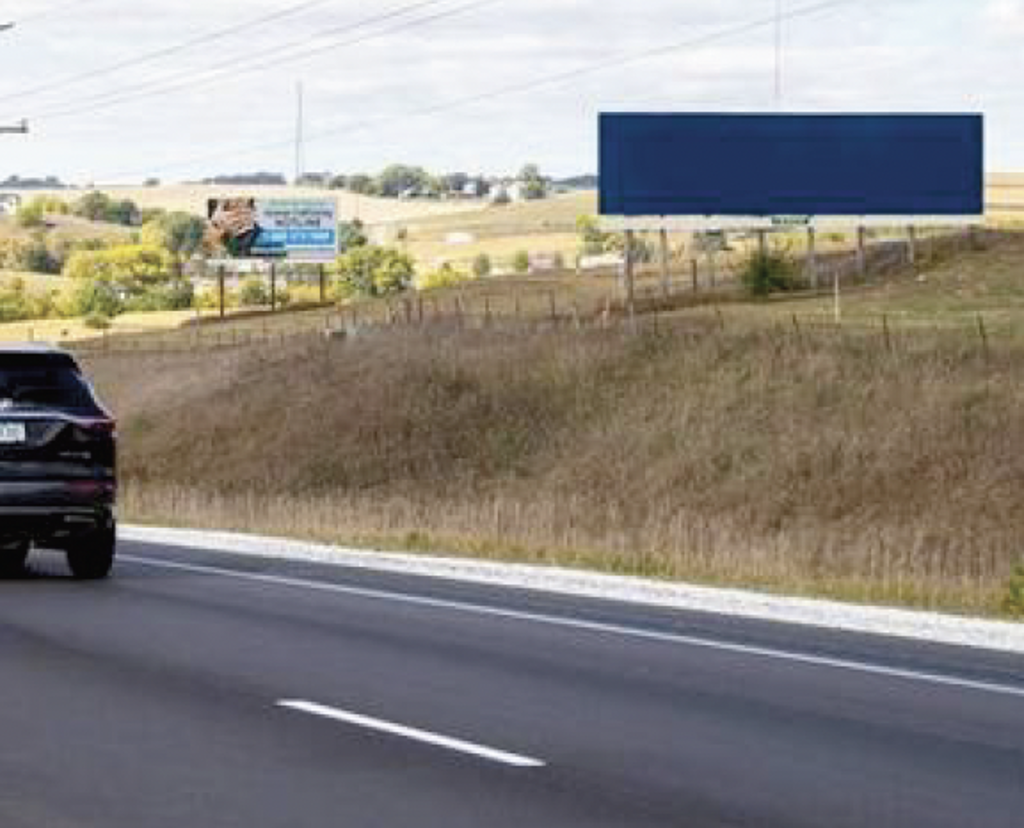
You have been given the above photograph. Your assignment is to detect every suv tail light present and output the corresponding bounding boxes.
[76,418,117,438]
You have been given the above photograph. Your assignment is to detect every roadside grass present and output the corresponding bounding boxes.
[0,309,198,343]
[671,230,1024,338]
[84,316,1024,619]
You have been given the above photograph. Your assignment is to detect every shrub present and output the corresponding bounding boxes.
[15,201,46,229]
[739,250,801,298]
[512,250,531,274]
[334,245,414,298]
[84,312,112,330]
[472,253,492,278]
[1003,566,1024,619]
[59,278,124,318]
[417,263,470,292]
[239,277,271,307]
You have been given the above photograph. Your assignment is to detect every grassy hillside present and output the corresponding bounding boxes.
[83,243,1024,616]
[16,185,481,225]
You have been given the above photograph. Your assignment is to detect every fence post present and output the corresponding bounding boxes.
[624,229,636,317]
[907,225,917,267]
[856,226,867,278]
[977,314,990,362]
[659,228,671,298]
[548,290,557,323]
[806,227,819,291]
[691,259,699,293]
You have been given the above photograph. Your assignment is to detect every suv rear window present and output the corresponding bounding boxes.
[0,353,99,412]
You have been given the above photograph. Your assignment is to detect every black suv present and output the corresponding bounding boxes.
[0,345,116,579]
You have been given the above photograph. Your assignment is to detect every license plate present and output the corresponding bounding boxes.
[0,423,26,445]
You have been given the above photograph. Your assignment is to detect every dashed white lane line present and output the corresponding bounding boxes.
[277,700,546,769]
[123,555,1024,701]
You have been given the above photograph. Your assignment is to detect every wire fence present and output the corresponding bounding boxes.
[67,228,1002,356]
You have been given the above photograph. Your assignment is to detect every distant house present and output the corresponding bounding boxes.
[0,193,21,217]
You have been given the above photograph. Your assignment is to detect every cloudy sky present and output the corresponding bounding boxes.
[0,0,1021,184]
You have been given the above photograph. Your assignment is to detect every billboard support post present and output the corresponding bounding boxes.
[856,227,867,278]
[806,228,818,291]
[319,264,327,304]
[624,230,636,315]
[659,229,670,298]
[907,225,917,266]
[270,262,277,313]
[218,265,226,320]
[834,268,842,325]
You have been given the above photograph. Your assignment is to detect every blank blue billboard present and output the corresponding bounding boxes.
[600,113,984,218]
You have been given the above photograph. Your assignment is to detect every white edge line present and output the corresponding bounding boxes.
[119,525,1024,656]
[277,700,545,769]
[122,554,1024,701]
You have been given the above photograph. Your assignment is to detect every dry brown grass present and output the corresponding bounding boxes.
[83,318,1024,617]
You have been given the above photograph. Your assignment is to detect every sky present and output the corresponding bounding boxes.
[0,0,1021,184]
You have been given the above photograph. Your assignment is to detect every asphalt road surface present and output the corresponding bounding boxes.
[1,540,1022,828]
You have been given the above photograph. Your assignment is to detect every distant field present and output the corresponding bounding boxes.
[0,214,132,244]
[14,185,483,224]
[388,192,594,269]
[987,173,1024,220]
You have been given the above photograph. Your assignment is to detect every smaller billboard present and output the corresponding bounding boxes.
[206,198,338,262]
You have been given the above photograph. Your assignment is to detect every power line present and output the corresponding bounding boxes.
[0,0,339,105]
[17,0,490,122]
[11,0,103,26]
[96,0,856,182]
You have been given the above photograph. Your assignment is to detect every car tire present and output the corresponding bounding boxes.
[67,524,116,580]
[0,542,30,577]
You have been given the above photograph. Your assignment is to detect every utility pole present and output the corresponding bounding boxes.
[774,0,783,109]
[1,24,29,134]
[295,81,305,184]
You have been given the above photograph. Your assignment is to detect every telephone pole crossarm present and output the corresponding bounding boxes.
[0,119,28,135]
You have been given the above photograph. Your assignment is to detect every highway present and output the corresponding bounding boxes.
[0,540,1021,828]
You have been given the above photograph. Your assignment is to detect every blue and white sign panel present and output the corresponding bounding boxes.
[206,198,339,262]
[600,113,985,230]
[251,199,338,261]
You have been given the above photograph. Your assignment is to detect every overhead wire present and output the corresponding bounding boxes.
[96,0,856,182]
[15,0,494,122]
[0,0,340,104]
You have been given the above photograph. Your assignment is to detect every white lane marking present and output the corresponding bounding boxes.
[122,555,1024,701]
[277,700,545,768]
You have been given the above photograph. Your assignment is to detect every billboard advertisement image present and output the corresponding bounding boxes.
[600,113,984,229]
[206,198,339,262]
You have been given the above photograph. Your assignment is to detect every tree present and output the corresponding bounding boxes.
[15,200,46,229]
[58,277,124,318]
[519,163,548,200]
[140,211,206,262]
[346,174,376,195]
[334,246,415,298]
[512,250,531,274]
[472,253,492,278]
[576,214,609,256]
[439,172,470,195]
[71,191,141,226]
[376,164,432,198]
[337,219,368,252]
[63,243,175,297]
